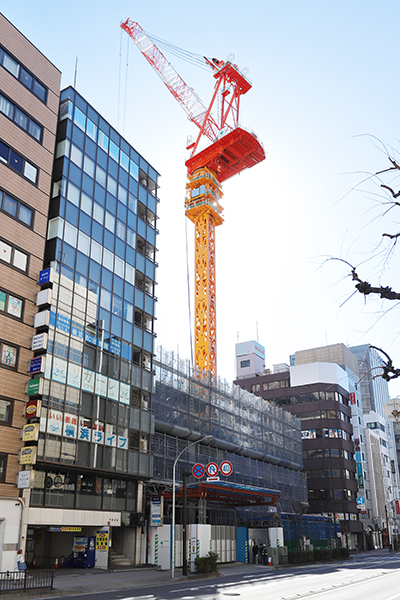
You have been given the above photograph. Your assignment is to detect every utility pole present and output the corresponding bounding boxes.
[182,470,188,576]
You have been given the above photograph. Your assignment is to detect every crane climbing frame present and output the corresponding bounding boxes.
[121,18,265,377]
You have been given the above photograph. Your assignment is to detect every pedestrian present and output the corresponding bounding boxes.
[262,544,268,565]
[252,542,258,563]
[16,549,26,572]
[259,543,264,564]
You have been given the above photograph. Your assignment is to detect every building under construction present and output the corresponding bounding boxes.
[151,347,307,524]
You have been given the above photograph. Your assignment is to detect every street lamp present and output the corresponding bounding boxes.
[171,435,212,578]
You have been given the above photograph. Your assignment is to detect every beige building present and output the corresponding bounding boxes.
[0,13,60,569]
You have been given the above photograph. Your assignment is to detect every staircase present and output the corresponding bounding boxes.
[110,548,134,569]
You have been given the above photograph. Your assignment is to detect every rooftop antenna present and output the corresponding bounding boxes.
[256,321,259,343]
[73,56,78,89]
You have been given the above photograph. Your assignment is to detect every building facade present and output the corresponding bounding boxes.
[0,13,61,570]
[234,343,362,548]
[19,86,160,567]
[153,347,308,523]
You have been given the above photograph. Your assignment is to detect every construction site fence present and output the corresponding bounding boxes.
[0,569,54,593]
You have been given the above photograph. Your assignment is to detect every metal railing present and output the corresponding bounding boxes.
[0,569,54,592]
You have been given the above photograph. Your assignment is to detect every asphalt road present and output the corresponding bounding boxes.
[22,551,400,600]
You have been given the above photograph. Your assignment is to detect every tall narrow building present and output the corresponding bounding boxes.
[22,87,159,567]
[0,13,61,570]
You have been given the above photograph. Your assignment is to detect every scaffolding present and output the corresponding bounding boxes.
[152,346,308,514]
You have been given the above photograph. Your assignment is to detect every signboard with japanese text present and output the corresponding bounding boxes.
[67,363,81,388]
[63,413,78,438]
[20,446,37,465]
[96,531,108,551]
[22,423,39,442]
[150,495,163,526]
[31,332,48,352]
[47,409,63,435]
[29,356,45,375]
[49,527,82,532]
[38,267,53,286]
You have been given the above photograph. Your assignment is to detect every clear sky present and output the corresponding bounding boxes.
[5,1,400,397]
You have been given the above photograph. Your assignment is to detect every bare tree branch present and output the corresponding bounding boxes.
[351,267,400,300]
[369,345,400,381]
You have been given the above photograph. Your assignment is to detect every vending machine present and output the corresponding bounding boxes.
[71,536,96,568]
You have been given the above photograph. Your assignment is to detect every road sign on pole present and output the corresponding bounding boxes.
[220,460,233,476]
[206,462,218,477]
[192,463,205,479]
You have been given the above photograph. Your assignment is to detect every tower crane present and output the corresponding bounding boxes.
[121,19,265,377]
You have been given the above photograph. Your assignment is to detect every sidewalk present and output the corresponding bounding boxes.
[0,562,268,600]
[0,549,389,600]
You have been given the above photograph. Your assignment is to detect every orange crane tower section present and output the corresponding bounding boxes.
[121,19,265,377]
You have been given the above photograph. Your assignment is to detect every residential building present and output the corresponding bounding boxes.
[0,13,61,570]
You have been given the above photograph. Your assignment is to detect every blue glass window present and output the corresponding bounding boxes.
[97,147,108,170]
[101,267,113,290]
[95,165,106,187]
[92,221,103,244]
[111,315,122,337]
[82,173,94,196]
[115,238,125,259]
[106,193,116,214]
[76,251,89,276]
[126,246,135,266]
[72,124,85,149]
[130,160,139,180]
[109,140,119,163]
[79,211,92,236]
[94,183,106,205]
[125,282,134,303]
[104,230,115,252]
[113,275,124,297]
[65,202,79,227]
[122,321,133,343]
[98,130,109,153]
[89,259,101,282]
[86,118,97,142]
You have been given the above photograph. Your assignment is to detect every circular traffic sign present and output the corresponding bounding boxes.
[206,462,219,477]
[192,463,205,479]
[220,460,233,476]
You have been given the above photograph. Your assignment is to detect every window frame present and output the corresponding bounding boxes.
[0,139,38,185]
[0,453,7,483]
[0,397,14,427]
[0,92,43,143]
[0,237,29,274]
[0,45,48,104]
[0,189,34,229]
[0,339,19,370]
[0,287,24,320]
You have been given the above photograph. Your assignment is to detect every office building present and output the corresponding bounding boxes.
[20,86,159,567]
[235,342,362,548]
[0,13,61,570]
